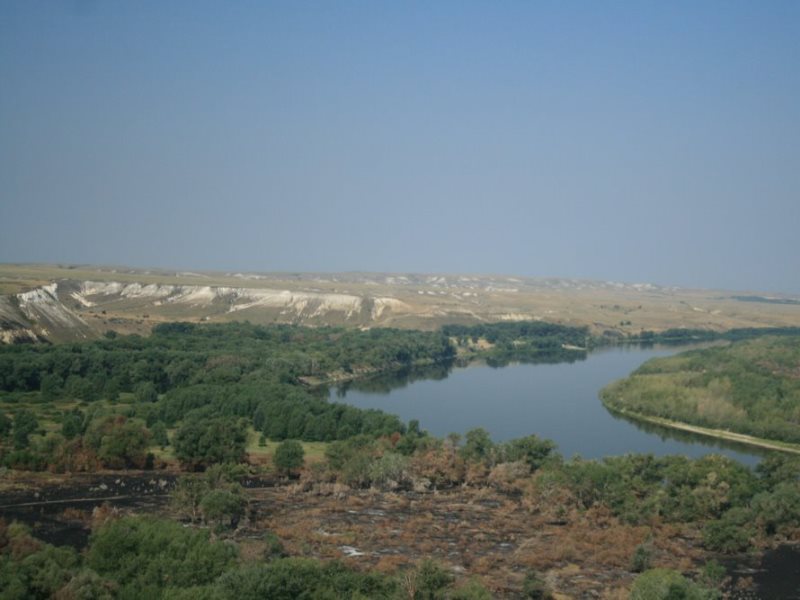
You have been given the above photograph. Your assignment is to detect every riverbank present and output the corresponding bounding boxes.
[603,405,800,455]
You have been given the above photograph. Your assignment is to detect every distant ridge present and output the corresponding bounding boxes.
[1,263,799,343]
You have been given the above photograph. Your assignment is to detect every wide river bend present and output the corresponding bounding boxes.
[331,343,766,466]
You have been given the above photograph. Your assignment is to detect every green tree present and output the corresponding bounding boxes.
[151,421,169,448]
[501,435,557,470]
[703,507,755,553]
[273,440,305,477]
[134,381,158,404]
[39,373,62,401]
[460,428,494,463]
[170,476,209,522]
[60,409,85,440]
[84,416,151,469]
[414,559,453,599]
[200,489,247,529]
[173,417,248,470]
[12,409,39,449]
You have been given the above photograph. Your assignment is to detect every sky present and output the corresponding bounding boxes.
[1,2,799,293]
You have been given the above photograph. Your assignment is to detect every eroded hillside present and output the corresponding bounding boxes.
[2,264,800,343]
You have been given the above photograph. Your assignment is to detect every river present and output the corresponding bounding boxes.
[331,343,769,466]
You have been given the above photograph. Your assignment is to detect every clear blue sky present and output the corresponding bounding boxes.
[1,2,798,293]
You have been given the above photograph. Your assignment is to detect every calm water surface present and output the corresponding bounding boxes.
[332,344,767,465]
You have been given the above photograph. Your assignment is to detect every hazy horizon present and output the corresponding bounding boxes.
[2,2,799,294]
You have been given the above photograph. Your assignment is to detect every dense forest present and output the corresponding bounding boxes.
[442,322,589,365]
[0,321,595,472]
[601,335,800,444]
[615,326,800,344]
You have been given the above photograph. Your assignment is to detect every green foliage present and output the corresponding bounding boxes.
[499,434,557,471]
[629,568,719,600]
[60,409,85,439]
[751,481,800,535]
[135,381,158,404]
[39,373,62,401]
[273,439,305,476]
[174,417,247,470]
[450,578,492,600]
[0,538,80,599]
[171,476,211,522]
[522,570,553,599]
[558,453,760,526]
[0,411,11,437]
[151,421,169,447]
[699,560,726,588]
[200,489,246,529]
[413,559,454,600]
[368,452,410,488]
[602,335,800,444]
[87,516,237,596]
[84,416,151,469]
[460,428,494,463]
[263,532,288,561]
[703,507,756,553]
[12,408,38,449]
[211,558,396,600]
[442,322,589,365]
[755,454,800,489]
[57,569,117,599]
[630,543,653,573]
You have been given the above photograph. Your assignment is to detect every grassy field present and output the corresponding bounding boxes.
[146,427,329,468]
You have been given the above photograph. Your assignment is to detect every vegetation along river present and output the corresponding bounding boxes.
[332,343,768,466]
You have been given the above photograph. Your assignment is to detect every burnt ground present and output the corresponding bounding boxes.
[0,472,178,548]
[1,472,793,598]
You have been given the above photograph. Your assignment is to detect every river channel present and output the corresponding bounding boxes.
[331,343,769,466]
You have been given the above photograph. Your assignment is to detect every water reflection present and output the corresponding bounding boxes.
[606,408,773,462]
[335,361,456,396]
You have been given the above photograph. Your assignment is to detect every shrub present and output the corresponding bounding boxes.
[703,507,755,553]
[87,516,237,594]
[522,570,553,599]
[630,543,652,573]
[629,568,717,600]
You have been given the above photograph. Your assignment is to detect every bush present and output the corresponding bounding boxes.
[703,507,756,553]
[211,558,396,599]
[368,452,410,488]
[630,543,652,573]
[263,532,287,561]
[630,568,717,600]
[522,570,553,599]
[87,516,237,595]
[751,482,800,535]
[414,559,453,600]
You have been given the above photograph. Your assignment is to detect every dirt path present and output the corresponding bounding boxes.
[610,408,800,455]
